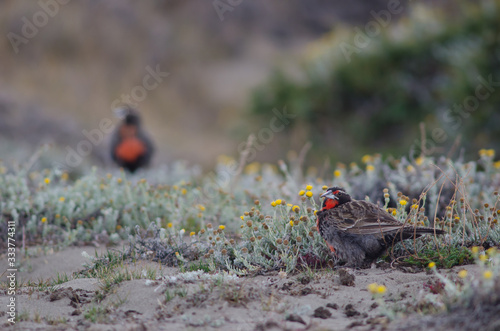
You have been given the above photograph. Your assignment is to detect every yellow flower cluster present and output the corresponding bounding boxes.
[334,170,342,177]
[479,149,495,158]
[428,262,436,268]
[367,283,387,295]
[362,155,373,164]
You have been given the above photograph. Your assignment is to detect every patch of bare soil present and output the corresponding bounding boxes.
[0,246,484,331]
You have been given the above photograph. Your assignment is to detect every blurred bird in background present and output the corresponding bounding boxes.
[110,106,155,172]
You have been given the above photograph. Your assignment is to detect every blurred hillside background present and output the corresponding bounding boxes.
[0,0,498,172]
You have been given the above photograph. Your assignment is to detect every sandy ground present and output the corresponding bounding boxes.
[0,245,481,331]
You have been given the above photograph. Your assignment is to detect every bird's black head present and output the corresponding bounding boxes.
[114,106,141,126]
[320,186,352,210]
[124,109,141,126]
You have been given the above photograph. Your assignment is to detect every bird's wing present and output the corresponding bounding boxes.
[322,200,405,235]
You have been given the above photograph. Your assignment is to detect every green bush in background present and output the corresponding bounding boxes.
[249,1,500,164]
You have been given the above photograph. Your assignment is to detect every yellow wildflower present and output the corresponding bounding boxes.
[415,157,424,166]
[240,215,244,220]
[483,270,493,279]
[181,188,187,195]
[487,247,497,256]
[292,205,300,213]
[172,185,179,190]
[366,165,375,172]
[322,185,328,190]
[334,170,342,177]
[271,201,277,207]
[167,222,173,228]
[61,173,69,181]
[314,210,318,215]
[77,220,83,226]
[471,246,480,254]
[411,204,419,210]
[44,178,50,185]
[376,285,387,294]
[175,252,179,256]
[479,254,488,262]
[59,197,65,202]
[117,178,123,184]
[407,165,415,172]
[289,220,294,227]
[190,232,195,236]
[41,217,47,223]
[306,191,313,198]
[367,283,378,294]
[494,161,500,169]
[287,203,293,207]
[486,149,495,157]
[458,270,468,279]
[299,190,305,196]
[428,262,436,269]
[399,200,407,206]
[116,225,122,231]
[306,185,313,190]
[362,155,372,164]
[275,199,282,205]
[392,210,397,216]
[219,225,225,230]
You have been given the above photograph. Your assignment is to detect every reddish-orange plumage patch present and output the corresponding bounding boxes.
[322,199,339,211]
[115,137,146,162]
[327,243,336,253]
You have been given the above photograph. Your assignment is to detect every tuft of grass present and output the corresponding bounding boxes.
[404,245,474,268]
[83,306,109,323]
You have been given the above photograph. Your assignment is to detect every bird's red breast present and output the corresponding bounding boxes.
[114,124,146,162]
[115,137,146,162]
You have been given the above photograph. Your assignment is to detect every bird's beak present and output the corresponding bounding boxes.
[321,191,338,200]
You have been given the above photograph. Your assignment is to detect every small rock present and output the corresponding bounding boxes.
[370,302,379,309]
[347,321,364,328]
[313,307,332,319]
[71,309,81,316]
[326,303,338,310]
[286,314,306,325]
[338,269,355,286]
[299,276,311,285]
[299,287,313,296]
[344,304,360,317]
